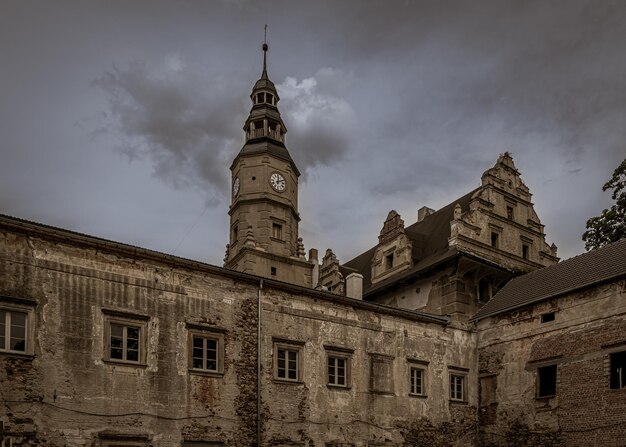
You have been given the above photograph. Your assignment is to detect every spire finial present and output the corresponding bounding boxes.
[261,25,268,78]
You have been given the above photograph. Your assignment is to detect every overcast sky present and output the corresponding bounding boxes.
[1,0,624,266]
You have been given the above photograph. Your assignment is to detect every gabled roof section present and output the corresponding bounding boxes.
[472,238,626,321]
[343,187,480,293]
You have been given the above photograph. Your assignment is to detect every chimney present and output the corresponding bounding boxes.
[346,273,364,300]
[417,206,435,223]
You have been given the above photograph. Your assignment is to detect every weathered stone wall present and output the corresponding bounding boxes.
[0,220,478,446]
[475,280,626,447]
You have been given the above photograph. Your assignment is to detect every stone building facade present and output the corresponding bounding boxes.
[1,43,625,447]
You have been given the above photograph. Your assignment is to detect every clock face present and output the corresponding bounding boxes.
[233,177,240,196]
[270,172,286,192]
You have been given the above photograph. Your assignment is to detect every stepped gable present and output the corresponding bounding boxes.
[343,187,480,294]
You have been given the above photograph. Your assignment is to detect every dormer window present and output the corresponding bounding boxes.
[385,253,394,270]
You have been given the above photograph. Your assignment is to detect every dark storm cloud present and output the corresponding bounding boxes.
[94,58,354,200]
[93,57,247,203]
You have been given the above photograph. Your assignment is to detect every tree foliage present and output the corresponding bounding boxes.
[582,158,626,250]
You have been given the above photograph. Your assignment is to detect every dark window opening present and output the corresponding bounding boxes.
[522,244,529,260]
[478,279,491,302]
[491,232,499,248]
[232,225,238,242]
[385,253,394,270]
[253,120,264,129]
[506,206,514,220]
[537,365,557,397]
[610,351,626,389]
[267,94,274,104]
[541,312,555,323]
[270,267,277,276]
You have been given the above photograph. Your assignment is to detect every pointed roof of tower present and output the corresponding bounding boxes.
[231,39,299,176]
[252,42,279,99]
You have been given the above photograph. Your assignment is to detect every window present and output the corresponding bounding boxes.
[272,223,283,240]
[537,365,557,397]
[271,266,277,276]
[110,324,140,362]
[232,225,238,243]
[506,206,514,220]
[103,310,148,365]
[189,328,225,375]
[327,356,348,386]
[370,354,394,394]
[610,351,626,389]
[325,346,353,388]
[522,244,529,259]
[274,339,304,382]
[410,367,425,395]
[540,312,555,323]
[385,253,394,270]
[490,232,499,248]
[450,374,465,401]
[0,310,27,353]
[0,298,35,356]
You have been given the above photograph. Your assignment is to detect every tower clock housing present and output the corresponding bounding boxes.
[224,42,313,287]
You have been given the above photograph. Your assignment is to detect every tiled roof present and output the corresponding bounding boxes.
[472,238,626,321]
[343,187,480,294]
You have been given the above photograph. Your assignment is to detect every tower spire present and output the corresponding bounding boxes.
[262,24,268,79]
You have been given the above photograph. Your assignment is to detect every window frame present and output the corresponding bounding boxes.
[325,345,354,389]
[187,324,225,377]
[407,358,429,397]
[102,309,149,366]
[536,364,557,398]
[448,366,469,402]
[0,297,36,357]
[273,338,304,383]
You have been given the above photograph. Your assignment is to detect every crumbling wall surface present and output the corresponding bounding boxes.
[1,225,480,446]
[0,229,258,446]
[260,289,478,447]
[476,280,626,447]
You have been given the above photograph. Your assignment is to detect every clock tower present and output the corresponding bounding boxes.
[224,42,314,287]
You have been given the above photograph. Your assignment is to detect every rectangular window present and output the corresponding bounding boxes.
[610,351,626,389]
[187,325,225,375]
[103,310,148,365]
[232,225,238,242]
[274,340,304,382]
[370,354,394,394]
[328,356,347,386]
[110,323,141,362]
[540,312,555,323]
[537,365,557,397]
[506,206,514,220]
[272,223,283,240]
[326,348,352,388]
[192,336,218,371]
[490,232,499,248]
[271,266,277,276]
[0,310,27,353]
[385,253,394,270]
[522,244,529,259]
[410,367,424,395]
[450,374,465,401]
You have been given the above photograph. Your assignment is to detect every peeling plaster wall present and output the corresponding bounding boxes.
[476,279,626,447]
[0,226,478,446]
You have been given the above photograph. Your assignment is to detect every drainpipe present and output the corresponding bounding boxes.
[257,279,263,446]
